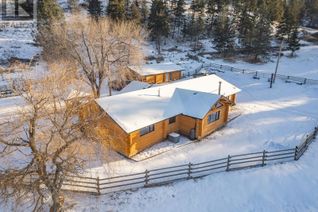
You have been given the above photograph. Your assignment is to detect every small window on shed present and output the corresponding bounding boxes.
[169,116,176,124]
[140,124,155,136]
[208,111,220,124]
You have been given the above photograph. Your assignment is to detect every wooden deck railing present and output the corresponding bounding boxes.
[61,126,317,195]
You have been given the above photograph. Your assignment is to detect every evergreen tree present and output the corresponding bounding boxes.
[276,0,303,57]
[276,4,290,40]
[37,0,64,28]
[148,0,170,54]
[237,1,256,54]
[185,0,205,44]
[107,0,126,21]
[213,8,236,56]
[305,0,318,26]
[130,1,142,23]
[277,0,303,40]
[173,0,186,36]
[140,0,149,24]
[267,0,284,22]
[88,0,102,21]
[68,0,80,13]
[237,0,271,61]
[206,0,217,36]
[250,2,272,61]
[287,27,300,57]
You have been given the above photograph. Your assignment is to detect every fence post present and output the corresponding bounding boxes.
[226,155,231,171]
[187,163,192,179]
[242,69,245,74]
[294,146,298,160]
[270,73,274,88]
[96,177,101,195]
[231,67,233,72]
[304,78,307,84]
[262,150,266,166]
[144,170,149,187]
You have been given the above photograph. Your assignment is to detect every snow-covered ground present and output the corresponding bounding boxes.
[69,137,318,212]
[0,21,40,65]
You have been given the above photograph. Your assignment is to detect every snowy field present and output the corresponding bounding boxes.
[70,138,318,212]
[0,21,40,65]
[80,71,318,179]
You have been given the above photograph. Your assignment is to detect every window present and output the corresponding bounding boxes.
[169,116,176,124]
[208,111,220,124]
[140,124,155,136]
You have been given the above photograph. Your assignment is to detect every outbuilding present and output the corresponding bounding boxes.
[128,63,184,84]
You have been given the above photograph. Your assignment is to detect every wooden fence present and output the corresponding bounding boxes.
[201,63,318,85]
[61,126,318,195]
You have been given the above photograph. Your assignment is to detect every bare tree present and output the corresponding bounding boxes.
[40,16,146,98]
[0,64,98,211]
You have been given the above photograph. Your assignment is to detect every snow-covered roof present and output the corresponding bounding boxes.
[119,81,152,94]
[129,63,184,76]
[96,75,241,133]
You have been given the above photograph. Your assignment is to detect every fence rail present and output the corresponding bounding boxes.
[61,126,318,195]
[201,63,318,85]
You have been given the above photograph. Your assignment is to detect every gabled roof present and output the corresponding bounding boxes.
[119,81,151,94]
[129,63,184,76]
[96,75,241,133]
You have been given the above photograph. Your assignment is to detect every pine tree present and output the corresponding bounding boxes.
[130,1,142,23]
[276,4,290,40]
[88,0,102,21]
[251,2,272,61]
[173,0,186,36]
[237,0,271,61]
[276,0,303,57]
[237,2,256,54]
[206,0,217,36]
[287,27,300,57]
[268,0,284,22]
[140,0,149,24]
[107,0,126,21]
[213,8,236,56]
[185,0,205,44]
[305,0,318,26]
[148,0,170,54]
[37,0,64,27]
[277,0,303,40]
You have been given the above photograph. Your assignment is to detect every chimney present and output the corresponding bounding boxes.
[218,81,222,95]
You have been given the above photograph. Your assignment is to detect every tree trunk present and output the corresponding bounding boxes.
[108,83,112,96]
[156,38,161,55]
[291,50,295,57]
[50,193,64,212]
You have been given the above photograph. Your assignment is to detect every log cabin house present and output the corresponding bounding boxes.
[128,63,184,84]
[82,75,240,158]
